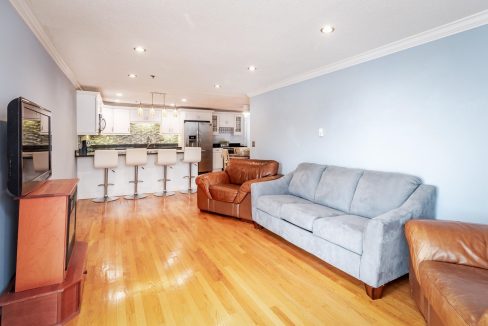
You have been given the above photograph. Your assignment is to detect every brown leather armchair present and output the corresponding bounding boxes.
[196,159,280,221]
[405,220,488,326]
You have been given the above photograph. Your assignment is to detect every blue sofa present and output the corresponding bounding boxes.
[251,163,436,299]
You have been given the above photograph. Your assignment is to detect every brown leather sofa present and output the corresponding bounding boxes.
[196,159,280,221]
[405,220,488,326]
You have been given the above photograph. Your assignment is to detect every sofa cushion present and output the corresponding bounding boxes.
[313,215,369,254]
[419,261,488,326]
[256,195,311,217]
[209,184,240,203]
[280,203,343,232]
[288,163,327,201]
[315,166,363,212]
[349,171,421,218]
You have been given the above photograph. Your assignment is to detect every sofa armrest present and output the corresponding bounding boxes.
[234,175,283,203]
[359,184,437,288]
[405,219,488,284]
[195,171,230,199]
[251,173,293,218]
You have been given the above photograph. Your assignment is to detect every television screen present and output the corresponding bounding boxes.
[7,98,52,197]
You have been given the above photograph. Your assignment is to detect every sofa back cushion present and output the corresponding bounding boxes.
[349,171,421,218]
[315,166,363,212]
[226,159,279,185]
[288,163,326,201]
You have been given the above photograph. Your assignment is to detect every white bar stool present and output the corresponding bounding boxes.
[180,147,201,194]
[92,150,119,203]
[124,148,148,200]
[154,149,177,197]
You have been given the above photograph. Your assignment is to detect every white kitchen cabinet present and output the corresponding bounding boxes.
[234,114,243,135]
[130,109,162,123]
[101,107,131,134]
[160,112,180,134]
[212,148,223,171]
[181,109,213,122]
[212,114,220,135]
[76,90,102,135]
[101,107,113,134]
[113,109,131,134]
[219,113,234,127]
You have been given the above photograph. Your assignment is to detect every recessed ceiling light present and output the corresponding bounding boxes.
[134,46,146,53]
[214,84,221,89]
[320,25,335,34]
[128,74,137,78]
[181,98,187,102]
[248,65,256,72]
[116,92,123,97]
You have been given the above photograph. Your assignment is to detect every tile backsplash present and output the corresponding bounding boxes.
[23,119,49,145]
[79,123,179,146]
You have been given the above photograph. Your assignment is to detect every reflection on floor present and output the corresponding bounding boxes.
[71,194,424,325]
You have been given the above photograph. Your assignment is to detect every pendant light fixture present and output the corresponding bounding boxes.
[162,93,167,117]
[137,101,144,116]
[150,92,155,117]
[173,103,178,117]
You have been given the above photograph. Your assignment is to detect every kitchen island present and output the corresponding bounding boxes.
[75,147,200,199]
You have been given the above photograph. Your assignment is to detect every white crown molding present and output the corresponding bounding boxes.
[9,0,81,89]
[248,10,488,97]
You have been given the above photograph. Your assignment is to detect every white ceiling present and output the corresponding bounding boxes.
[23,0,488,110]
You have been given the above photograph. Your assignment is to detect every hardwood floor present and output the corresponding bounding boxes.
[70,194,425,325]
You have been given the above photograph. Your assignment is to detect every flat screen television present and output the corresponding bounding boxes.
[7,97,52,197]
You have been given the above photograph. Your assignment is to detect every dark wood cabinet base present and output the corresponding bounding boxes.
[0,242,87,326]
[364,284,384,300]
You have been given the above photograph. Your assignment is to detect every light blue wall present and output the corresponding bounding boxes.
[251,25,488,224]
[0,1,77,292]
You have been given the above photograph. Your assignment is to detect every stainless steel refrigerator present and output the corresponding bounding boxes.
[184,120,213,174]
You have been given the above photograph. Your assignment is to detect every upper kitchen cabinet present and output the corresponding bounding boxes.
[101,106,131,134]
[234,114,243,135]
[212,114,220,135]
[160,111,181,134]
[130,108,161,123]
[113,109,131,134]
[215,112,244,135]
[76,90,103,135]
[181,109,213,122]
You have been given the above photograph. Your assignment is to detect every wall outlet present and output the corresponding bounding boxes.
[252,140,256,147]
[318,128,324,137]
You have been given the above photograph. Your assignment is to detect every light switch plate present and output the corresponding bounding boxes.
[318,128,324,137]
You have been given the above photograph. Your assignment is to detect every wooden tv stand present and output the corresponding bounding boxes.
[0,242,87,325]
[0,179,87,325]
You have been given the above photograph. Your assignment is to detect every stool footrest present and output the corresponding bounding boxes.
[154,191,175,197]
[124,194,148,200]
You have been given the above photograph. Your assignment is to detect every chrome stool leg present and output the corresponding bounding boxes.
[154,165,175,197]
[180,162,197,194]
[93,168,119,203]
[125,165,148,200]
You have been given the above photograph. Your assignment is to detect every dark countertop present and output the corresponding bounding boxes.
[75,144,183,157]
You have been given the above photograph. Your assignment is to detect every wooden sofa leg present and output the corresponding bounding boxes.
[253,222,264,230]
[364,284,384,300]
